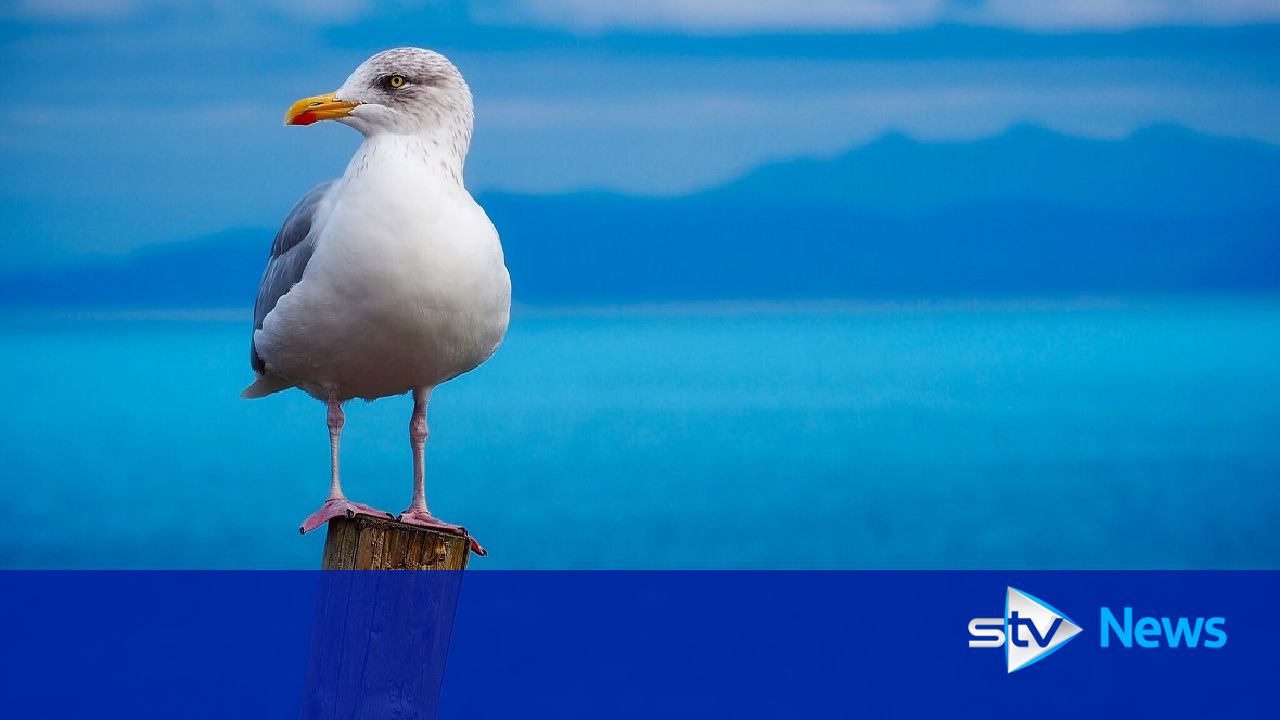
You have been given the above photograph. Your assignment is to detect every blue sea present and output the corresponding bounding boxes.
[2,298,1278,569]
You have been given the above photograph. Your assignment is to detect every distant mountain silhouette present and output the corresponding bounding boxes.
[707,124,1280,214]
[4,125,1278,307]
[1,229,269,309]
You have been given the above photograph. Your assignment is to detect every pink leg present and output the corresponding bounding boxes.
[299,387,391,534]
[398,387,486,556]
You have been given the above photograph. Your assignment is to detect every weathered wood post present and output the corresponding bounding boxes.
[300,516,471,719]
[320,514,471,570]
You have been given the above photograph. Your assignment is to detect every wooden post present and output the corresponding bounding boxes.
[320,514,471,570]
[302,515,468,718]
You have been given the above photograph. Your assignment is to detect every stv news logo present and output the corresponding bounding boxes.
[968,587,1083,673]
[967,586,1228,673]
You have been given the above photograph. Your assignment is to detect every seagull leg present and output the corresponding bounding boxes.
[299,387,390,534]
[398,387,486,555]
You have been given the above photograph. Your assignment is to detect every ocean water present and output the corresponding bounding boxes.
[2,298,1278,569]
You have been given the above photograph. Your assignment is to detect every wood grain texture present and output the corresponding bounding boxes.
[321,514,470,570]
[300,570,464,718]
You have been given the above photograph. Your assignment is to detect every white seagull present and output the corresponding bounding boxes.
[242,48,510,555]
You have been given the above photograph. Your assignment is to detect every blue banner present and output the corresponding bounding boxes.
[2,572,1275,717]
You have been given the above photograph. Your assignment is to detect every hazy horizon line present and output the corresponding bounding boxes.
[5,293,1279,324]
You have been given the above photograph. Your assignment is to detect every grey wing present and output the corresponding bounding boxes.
[250,180,336,373]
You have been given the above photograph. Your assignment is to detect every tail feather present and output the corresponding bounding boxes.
[241,373,294,399]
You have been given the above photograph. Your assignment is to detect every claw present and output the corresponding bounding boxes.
[397,508,486,556]
[299,497,392,535]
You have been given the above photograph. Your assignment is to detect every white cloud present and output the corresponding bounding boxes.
[496,0,945,33]
[6,0,144,21]
[264,0,375,23]
[5,0,378,24]
[12,1,1280,31]
[497,0,1280,32]
[972,0,1280,30]
[0,102,269,129]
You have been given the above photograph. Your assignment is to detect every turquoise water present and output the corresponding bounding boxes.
[2,299,1278,569]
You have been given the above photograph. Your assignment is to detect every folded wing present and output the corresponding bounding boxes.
[248,180,335,383]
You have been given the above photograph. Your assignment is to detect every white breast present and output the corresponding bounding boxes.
[256,135,511,400]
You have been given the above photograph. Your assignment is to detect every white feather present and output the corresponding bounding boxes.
[254,133,510,401]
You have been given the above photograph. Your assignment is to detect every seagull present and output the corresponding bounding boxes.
[242,48,510,555]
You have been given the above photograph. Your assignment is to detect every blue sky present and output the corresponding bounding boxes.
[1,1,1279,264]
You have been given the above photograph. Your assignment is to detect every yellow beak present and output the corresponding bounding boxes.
[284,92,359,126]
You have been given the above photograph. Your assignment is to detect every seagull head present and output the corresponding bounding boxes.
[284,48,474,142]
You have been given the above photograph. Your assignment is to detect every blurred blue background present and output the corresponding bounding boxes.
[1,2,1278,568]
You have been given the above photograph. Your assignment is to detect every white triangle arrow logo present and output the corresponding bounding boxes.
[1005,587,1082,673]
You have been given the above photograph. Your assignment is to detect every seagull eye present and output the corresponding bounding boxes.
[386,75,406,90]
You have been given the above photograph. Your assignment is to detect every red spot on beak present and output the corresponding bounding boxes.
[289,111,320,126]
